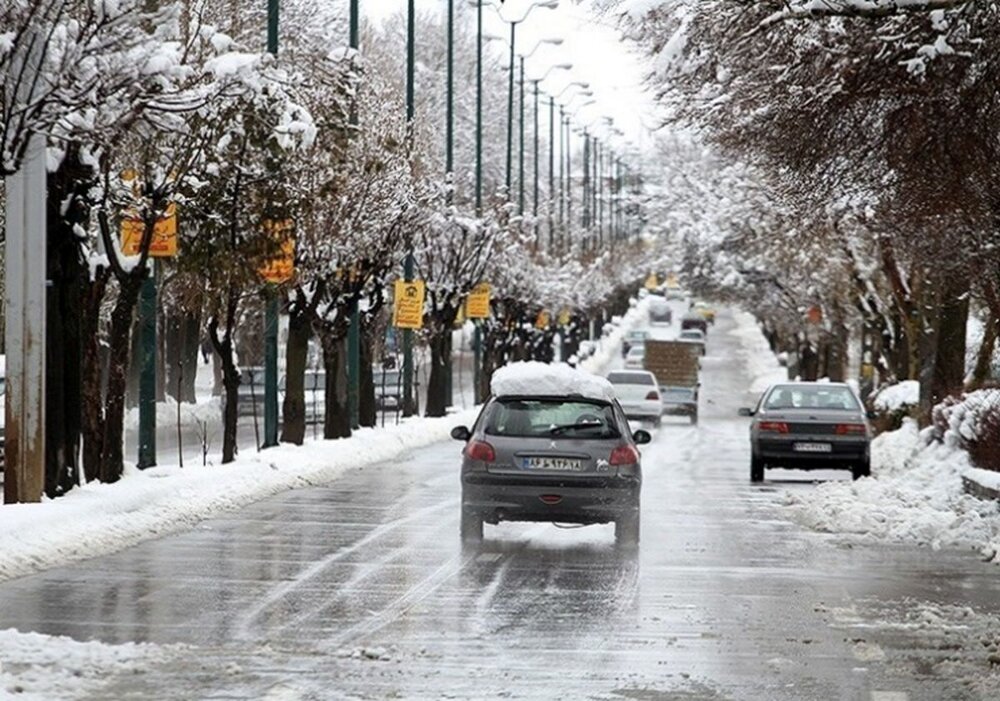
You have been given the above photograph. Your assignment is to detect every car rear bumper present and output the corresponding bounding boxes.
[661,402,696,416]
[462,473,640,525]
[757,438,868,469]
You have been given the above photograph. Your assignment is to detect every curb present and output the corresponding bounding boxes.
[962,475,1000,502]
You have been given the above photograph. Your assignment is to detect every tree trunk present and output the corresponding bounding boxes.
[320,329,351,440]
[359,322,377,428]
[209,299,241,465]
[426,330,452,418]
[281,304,311,445]
[81,269,110,483]
[931,278,969,404]
[45,146,88,497]
[100,275,144,483]
[970,311,998,388]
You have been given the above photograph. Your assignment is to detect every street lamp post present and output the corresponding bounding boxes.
[403,0,416,417]
[347,0,361,430]
[518,55,525,215]
[263,0,280,449]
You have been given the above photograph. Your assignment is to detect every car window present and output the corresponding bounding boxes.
[764,385,859,411]
[484,399,620,439]
[627,346,644,357]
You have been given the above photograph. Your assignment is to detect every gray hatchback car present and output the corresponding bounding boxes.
[452,393,649,546]
[740,382,872,482]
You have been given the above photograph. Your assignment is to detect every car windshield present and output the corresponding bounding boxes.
[681,331,703,340]
[607,371,654,386]
[484,398,621,439]
[627,347,644,357]
[627,331,649,341]
[764,385,860,411]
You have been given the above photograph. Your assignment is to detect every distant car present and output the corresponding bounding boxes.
[665,288,686,302]
[237,367,266,417]
[679,329,706,355]
[607,370,661,425]
[739,382,872,483]
[680,313,709,335]
[453,363,649,546]
[660,385,699,424]
[624,345,646,369]
[692,302,716,324]
[622,330,650,357]
[649,300,672,325]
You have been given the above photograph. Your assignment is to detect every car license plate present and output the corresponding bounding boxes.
[522,457,583,472]
[793,442,832,453]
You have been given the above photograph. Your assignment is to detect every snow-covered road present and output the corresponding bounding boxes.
[2,309,999,700]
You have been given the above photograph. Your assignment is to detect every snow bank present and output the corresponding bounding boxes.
[578,297,653,375]
[124,396,222,431]
[0,628,177,700]
[784,421,1000,560]
[491,362,615,402]
[872,380,919,413]
[731,310,787,393]
[0,408,477,583]
[932,389,1000,448]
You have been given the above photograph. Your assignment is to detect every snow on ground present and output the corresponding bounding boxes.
[872,380,919,413]
[731,310,788,393]
[783,424,1000,560]
[0,628,179,700]
[0,409,477,584]
[579,297,653,375]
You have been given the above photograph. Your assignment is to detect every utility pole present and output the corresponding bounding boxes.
[518,56,525,216]
[403,0,416,417]
[4,34,46,503]
[137,263,157,467]
[473,0,483,405]
[533,79,540,245]
[445,0,455,408]
[505,23,516,199]
[548,95,555,250]
[263,0,280,448]
[347,0,361,429]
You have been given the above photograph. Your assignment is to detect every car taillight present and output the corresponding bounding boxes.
[645,391,659,401]
[609,445,640,466]
[758,421,789,434]
[835,423,867,435]
[464,440,495,462]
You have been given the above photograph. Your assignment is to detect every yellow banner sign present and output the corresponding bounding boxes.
[466,282,491,319]
[535,310,551,329]
[120,203,178,257]
[558,308,572,326]
[393,280,426,329]
[260,219,296,284]
[644,273,659,290]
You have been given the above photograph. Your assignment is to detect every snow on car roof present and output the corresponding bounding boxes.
[491,362,616,402]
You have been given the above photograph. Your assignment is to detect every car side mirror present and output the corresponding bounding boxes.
[451,426,471,442]
[632,430,652,445]
[738,407,754,417]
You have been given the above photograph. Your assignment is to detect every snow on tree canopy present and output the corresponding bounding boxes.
[490,363,617,403]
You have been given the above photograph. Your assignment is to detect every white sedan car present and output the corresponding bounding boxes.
[624,345,646,369]
[608,370,661,425]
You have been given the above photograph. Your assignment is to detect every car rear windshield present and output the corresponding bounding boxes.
[484,398,621,439]
[607,371,655,386]
[662,388,694,400]
[764,385,860,411]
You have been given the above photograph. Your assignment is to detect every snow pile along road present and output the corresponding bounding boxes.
[731,310,787,393]
[784,422,1000,561]
[0,628,178,701]
[579,297,652,374]
[0,408,477,583]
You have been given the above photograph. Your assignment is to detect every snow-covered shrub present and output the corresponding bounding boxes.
[929,390,1000,472]
[870,380,919,434]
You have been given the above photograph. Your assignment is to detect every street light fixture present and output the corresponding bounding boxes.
[481,0,561,200]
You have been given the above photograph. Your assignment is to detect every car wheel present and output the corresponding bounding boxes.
[615,509,640,547]
[689,413,698,425]
[750,455,765,483]
[852,459,871,481]
[460,509,483,542]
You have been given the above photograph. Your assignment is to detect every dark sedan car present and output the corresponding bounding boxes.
[740,382,872,482]
[453,391,649,546]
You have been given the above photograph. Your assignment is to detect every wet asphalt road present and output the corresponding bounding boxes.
[2,310,1000,700]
